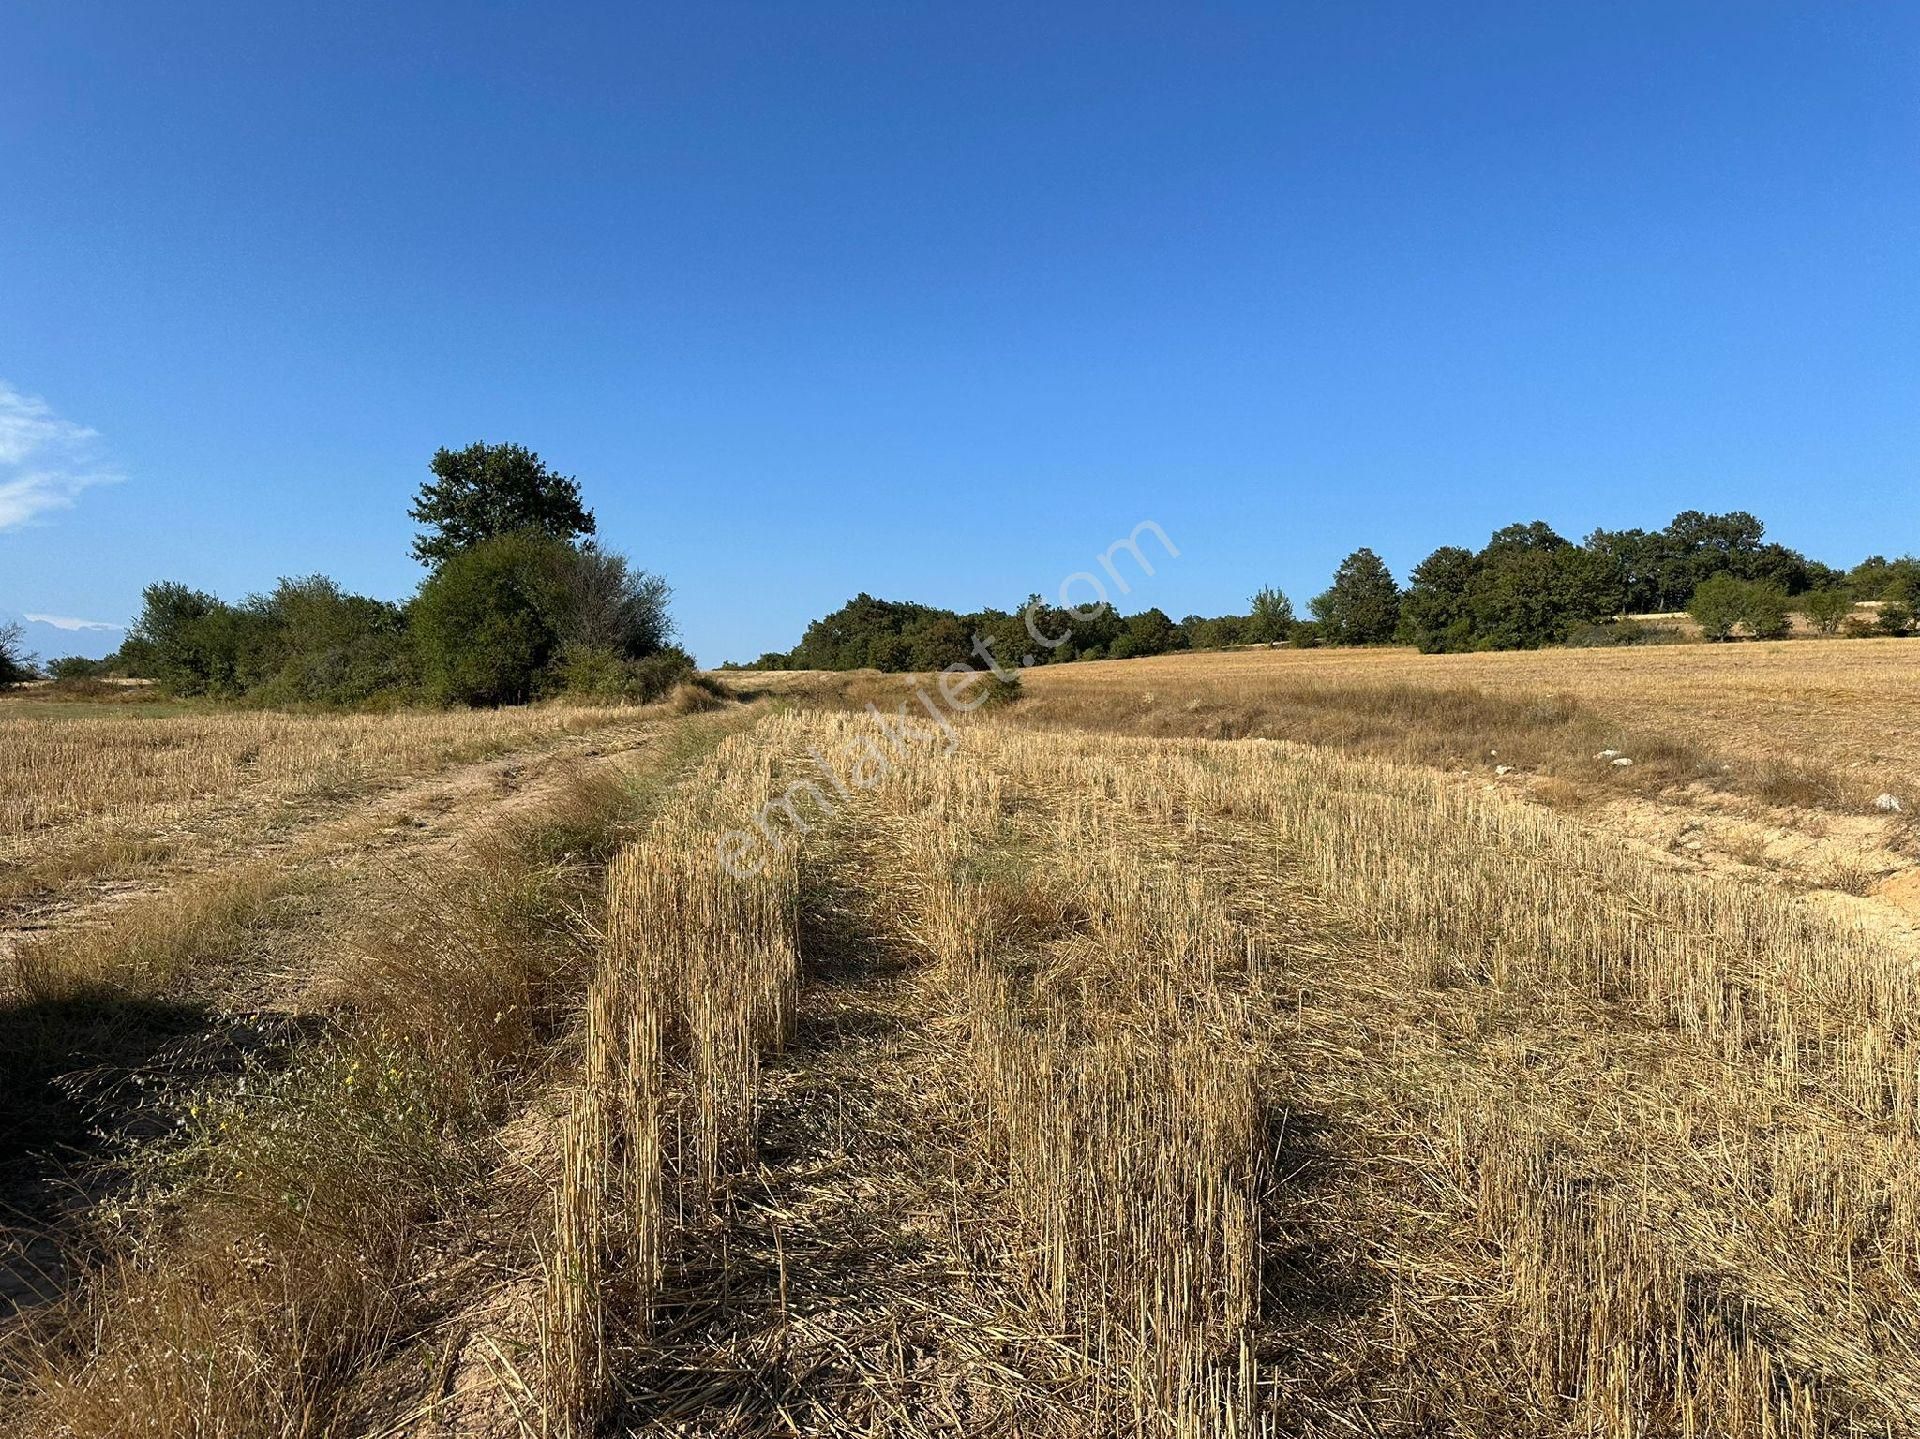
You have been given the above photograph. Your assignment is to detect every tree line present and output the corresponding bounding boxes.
[10,444,692,707]
[9,501,1912,699]
[733,510,1915,673]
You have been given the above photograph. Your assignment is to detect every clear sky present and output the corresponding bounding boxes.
[2,1,1915,663]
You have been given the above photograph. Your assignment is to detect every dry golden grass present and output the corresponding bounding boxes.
[0,754,667,1439]
[0,710,749,1439]
[544,703,1920,1436]
[1013,639,1920,810]
[0,703,642,909]
[10,646,1920,1437]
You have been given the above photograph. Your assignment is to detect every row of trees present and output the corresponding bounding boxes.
[737,510,1914,671]
[735,592,1201,672]
[1296,512,1914,652]
[17,444,689,707]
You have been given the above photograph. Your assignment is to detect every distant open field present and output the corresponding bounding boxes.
[1014,638,1920,804]
[3,648,1918,1437]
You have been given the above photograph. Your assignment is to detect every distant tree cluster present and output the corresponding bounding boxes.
[87,442,688,708]
[737,508,1911,670]
[741,593,1197,673]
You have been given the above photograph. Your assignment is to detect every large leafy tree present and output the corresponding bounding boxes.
[410,442,596,565]
[1466,523,1614,650]
[1310,548,1402,645]
[1398,545,1480,652]
[1847,555,1920,603]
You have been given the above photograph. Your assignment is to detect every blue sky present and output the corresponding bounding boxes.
[2,1,1915,663]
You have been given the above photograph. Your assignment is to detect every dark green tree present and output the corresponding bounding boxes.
[412,531,573,704]
[1310,548,1402,645]
[410,442,596,565]
[1583,527,1659,614]
[1398,545,1480,652]
[1123,607,1182,657]
[1466,524,1614,649]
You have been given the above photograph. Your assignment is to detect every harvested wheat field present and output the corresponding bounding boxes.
[4,654,1920,1438]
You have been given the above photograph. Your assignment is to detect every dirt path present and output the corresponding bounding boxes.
[0,718,666,1320]
[0,718,662,981]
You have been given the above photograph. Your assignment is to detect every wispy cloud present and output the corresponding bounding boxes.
[0,382,121,531]
[23,612,124,632]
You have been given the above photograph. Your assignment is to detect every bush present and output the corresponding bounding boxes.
[1877,602,1915,638]
[976,672,1023,708]
[129,582,276,697]
[556,643,697,703]
[1801,587,1854,635]
[250,577,417,707]
[1565,618,1658,648]
[412,532,573,706]
[1743,583,1793,640]
[1689,575,1790,641]
[668,672,732,712]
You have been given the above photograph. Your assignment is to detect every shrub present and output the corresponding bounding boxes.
[1801,587,1854,635]
[1688,575,1789,641]
[977,672,1023,708]
[412,532,573,706]
[129,582,276,697]
[669,673,732,713]
[1877,602,1915,638]
[556,643,697,703]
[46,655,109,681]
[1687,574,1746,641]
[554,546,673,659]
[250,577,417,707]
[1742,583,1793,640]
[1565,617,1658,648]
[627,648,699,700]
